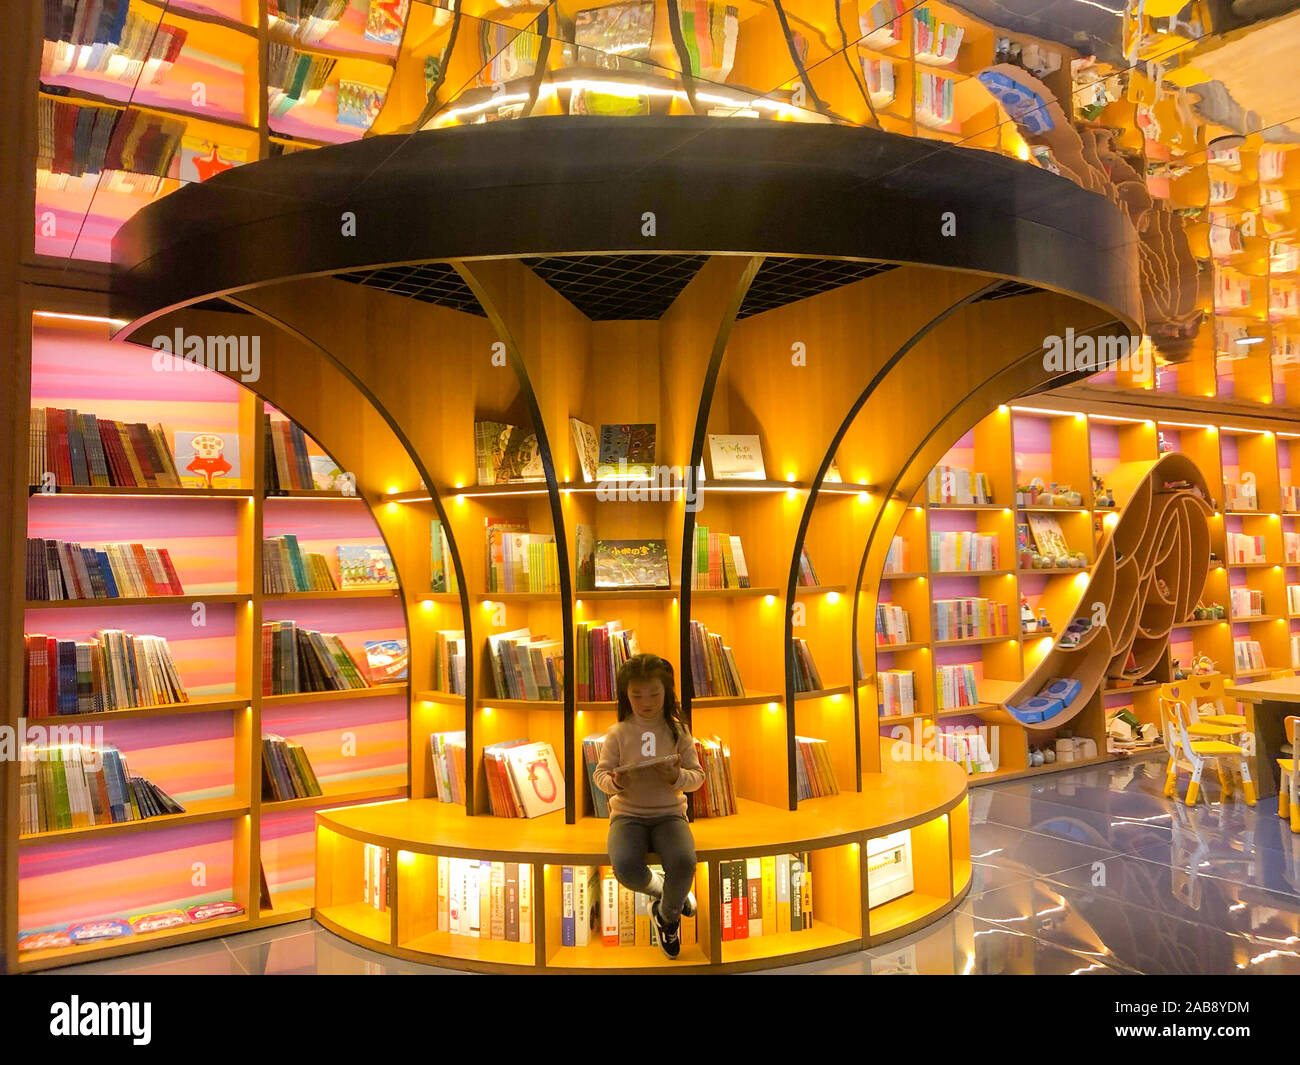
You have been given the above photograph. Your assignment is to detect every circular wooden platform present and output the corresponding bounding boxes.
[314,741,972,973]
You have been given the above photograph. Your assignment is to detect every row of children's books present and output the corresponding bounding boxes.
[876,603,911,645]
[487,628,564,701]
[722,854,814,939]
[927,465,992,504]
[690,527,751,589]
[1235,639,1266,671]
[264,413,342,493]
[430,520,459,593]
[687,620,745,698]
[433,857,535,941]
[935,663,981,711]
[1229,587,1265,618]
[481,740,566,818]
[24,629,187,716]
[576,620,639,701]
[430,731,467,804]
[878,669,916,717]
[43,3,188,84]
[263,535,337,592]
[261,620,370,694]
[930,531,999,572]
[938,728,996,775]
[790,637,825,692]
[561,865,696,948]
[485,519,559,593]
[913,8,964,64]
[433,629,468,694]
[883,535,910,574]
[1288,585,1300,616]
[29,407,182,488]
[796,547,820,586]
[1226,532,1266,564]
[1223,480,1259,511]
[26,537,185,600]
[20,743,184,834]
[261,733,323,801]
[933,597,1009,641]
[794,737,839,799]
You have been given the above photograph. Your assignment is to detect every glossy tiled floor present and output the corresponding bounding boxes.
[43,758,1300,975]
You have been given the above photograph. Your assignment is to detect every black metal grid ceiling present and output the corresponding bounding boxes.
[974,279,1040,301]
[737,257,897,319]
[335,263,485,315]
[522,255,708,320]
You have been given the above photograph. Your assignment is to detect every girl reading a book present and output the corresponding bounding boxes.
[594,653,706,960]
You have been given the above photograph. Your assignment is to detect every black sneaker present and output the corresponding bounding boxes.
[652,899,681,960]
[681,891,697,918]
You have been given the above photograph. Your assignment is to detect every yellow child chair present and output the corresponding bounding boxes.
[1159,679,1245,740]
[1277,716,1300,832]
[1161,695,1256,807]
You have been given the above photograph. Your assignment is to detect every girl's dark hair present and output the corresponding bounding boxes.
[616,653,686,742]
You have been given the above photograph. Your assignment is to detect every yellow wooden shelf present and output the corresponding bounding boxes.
[868,892,953,937]
[262,784,407,812]
[264,587,398,599]
[930,569,1013,577]
[316,901,392,944]
[932,634,1014,648]
[880,571,928,580]
[793,585,848,595]
[25,593,251,608]
[21,694,250,723]
[415,689,467,705]
[547,939,708,969]
[875,641,927,652]
[792,686,853,701]
[14,912,251,971]
[19,798,250,847]
[691,587,781,597]
[404,929,537,965]
[720,922,858,963]
[261,684,409,705]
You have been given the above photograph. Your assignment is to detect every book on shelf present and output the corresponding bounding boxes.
[268,0,349,44]
[336,544,396,588]
[575,619,639,701]
[689,734,738,818]
[1227,532,1266,563]
[1224,481,1259,511]
[440,857,533,942]
[364,638,408,683]
[594,539,670,589]
[267,33,338,113]
[935,663,981,710]
[26,537,185,600]
[475,420,545,485]
[675,0,739,80]
[687,620,745,697]
[575,523,596,592]
[591,865,698,947]
[932,597,1008,641]
[705,434,765,480]
[338,78,386,127]
[1027,514,1070,559]
[570,418,601,483]
[794,736,838,799]
[486,522,559,593]
[174,431,241,490]
[1283,485,1300,512]
[482,739,565,818]
[882,536,909,574]
[1292,633,1300,670]
[429,731,467,803]
[860,56,896,106]
[263,534,338,592]
[1287,531,1300,564]
[597,423,656,480]
[875,603,911,645]
[29,407,183,489]
[790,637,823,692]
[582,735,610,817]
[477,21,542,84]
[859,0,904,48]
[878,669,915,717]
[42,5,188,85]
[487,628,565,701]
[913,8,964,65]
[927,465,991,504]
[434,629,467,694]
[365,0,411,43]
[796,547,820,586]
[430,519,459,593]
[261,620,370,694]
[721,854,812,939]
[1234,639,1266,672]
[261,734,324,801]
[929,531,999,572]
[937,728,996,774]
[364,843,389,914]
[24,629,189,716]
[264,413,349,493]
[690,527,750,589]
[485,516,525,593]
[1229,588,1265,618]
[20,742,185,834]
[915,69,955,128]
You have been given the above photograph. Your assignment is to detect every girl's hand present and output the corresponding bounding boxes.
[654,756,680,784]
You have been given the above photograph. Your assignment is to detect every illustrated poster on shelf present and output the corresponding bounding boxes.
[364,0,411,43]
[597,423,656,479]
[595,539,670,589]
[570,417,601,482]
[338,80,387,128]
[310,453,352,492]
[338,544,397,587]
[475,420,546,484]
[364,639,409,683]
[706,433,765,480]
[177,136,247,183]
[174,431,241,488]
[1027,514,1069,559]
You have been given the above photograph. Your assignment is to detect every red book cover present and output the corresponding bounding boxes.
[97,420,125,485]
[275,421,300,489]
[129,543,162,596]
[261,625,274,696]
[125,424,158,486]
[47,408,68,485]
[720,858,734,941]
[157,549,185,594]
[46,636,58,718]
[732,860,748,938]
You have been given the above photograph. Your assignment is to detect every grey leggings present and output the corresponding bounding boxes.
[608,814,697,923]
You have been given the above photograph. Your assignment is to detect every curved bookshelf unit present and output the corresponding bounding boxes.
[996,453,1213,730]
[315,740,971,972]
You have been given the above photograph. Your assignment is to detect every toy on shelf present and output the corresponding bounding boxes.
[1093,473,1114,508]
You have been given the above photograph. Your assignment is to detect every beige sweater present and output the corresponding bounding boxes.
[593,713,705,818]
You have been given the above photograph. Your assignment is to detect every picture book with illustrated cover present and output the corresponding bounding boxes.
[174,430,241,489]
[1027,514,1069,560]
[595,539,670,589]
[310,453,352,492]
[706,434,765,479]
[575,523,596,591]
[597,423,656,480]
[475,420,546,484]
[337,544,397,587]
[365,639,409,683]
[570,418,600,482]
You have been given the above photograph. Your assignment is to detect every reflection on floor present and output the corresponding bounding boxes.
[43,758,1300,975]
